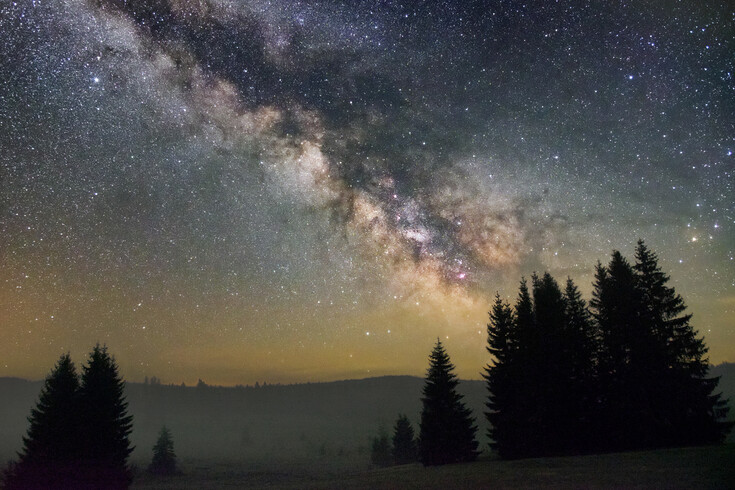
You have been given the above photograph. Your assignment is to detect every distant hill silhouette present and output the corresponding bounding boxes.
[713,363,735,410]
[1,365,731,465]
[0,377,43,462]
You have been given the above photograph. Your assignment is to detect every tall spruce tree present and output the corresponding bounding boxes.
[419,339,478,465]
[391,415,417,465]
[531,273,570,454]
[633,240,731,445]
[563,278,598,385]
[514,278,535,353]
[4,354,82,490]
[563,277,598,451]
[510,278,540,457]
[78,344,134,488]
[483,293,519,458]
[590,251,647,450]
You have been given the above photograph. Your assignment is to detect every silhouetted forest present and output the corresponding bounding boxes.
[485,241,732,458]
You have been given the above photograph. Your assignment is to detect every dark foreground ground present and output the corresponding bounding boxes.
[131,444,735,489]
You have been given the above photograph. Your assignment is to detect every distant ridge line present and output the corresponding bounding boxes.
[2,362,733,388]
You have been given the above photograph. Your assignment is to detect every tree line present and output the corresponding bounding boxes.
[376,240,731,466]
[485,240,731,458]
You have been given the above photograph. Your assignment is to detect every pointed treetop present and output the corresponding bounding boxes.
[609,250,632,272]
[427,338,455,373]
[150,425,177,475]
[44,353,79,391]
[486,293,514,361]
[420,340,479,465]
[516,277,533,321]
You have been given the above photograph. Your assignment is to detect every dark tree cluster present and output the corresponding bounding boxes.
[370,431,392,467]
[371,341,478,468]
[370,414,418,467]
[485,240,732,459]
[3,345,133,490]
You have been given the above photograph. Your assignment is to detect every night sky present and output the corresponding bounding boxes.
[1,0,733,385]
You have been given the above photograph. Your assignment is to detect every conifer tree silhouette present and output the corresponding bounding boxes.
[483,293,519,458]
[509,278,538,457]
[391,414,417,465]
[149,426,177,475]
[632,240,731,446]
[562,277,598,451]
[531,272,570,454]
[78,344,134,488]
[370,431,392,467]
[590,251,644,449]
[3,354,82,489]
[419,339,478,465]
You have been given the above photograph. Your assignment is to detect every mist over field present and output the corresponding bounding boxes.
[2,364,732,471]
[0,375,482,468]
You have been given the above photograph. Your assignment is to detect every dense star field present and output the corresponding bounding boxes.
[1,0,733,384]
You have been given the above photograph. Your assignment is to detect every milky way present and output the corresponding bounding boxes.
[1,0,733,383]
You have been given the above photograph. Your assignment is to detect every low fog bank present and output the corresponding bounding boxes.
[0,375,486,468]
[1,363,732,469]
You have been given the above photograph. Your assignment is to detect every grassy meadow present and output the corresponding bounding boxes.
[131,444,735,489]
